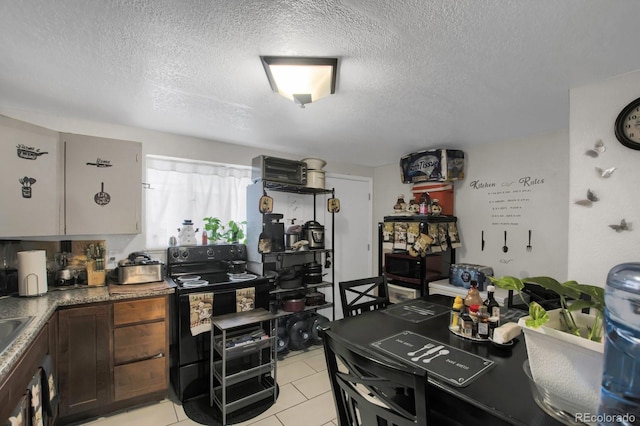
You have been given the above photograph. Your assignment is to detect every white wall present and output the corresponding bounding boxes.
[568,70,640,286]
[455,131,569,279]
[0,107,374,263]
[373,131,570,281]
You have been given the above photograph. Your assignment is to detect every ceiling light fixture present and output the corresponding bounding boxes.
[260,56,338,108]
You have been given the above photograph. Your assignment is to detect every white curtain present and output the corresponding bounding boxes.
[145,155,252,249]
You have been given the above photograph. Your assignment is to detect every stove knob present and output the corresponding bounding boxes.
[171,249,180,259]
[235,245,245,257]
[181,249,189,259]
[206,248,214,257]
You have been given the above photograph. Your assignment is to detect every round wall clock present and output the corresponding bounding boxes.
[614,97,640,150]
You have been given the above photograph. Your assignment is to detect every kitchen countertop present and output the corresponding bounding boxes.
[0,283,174,384]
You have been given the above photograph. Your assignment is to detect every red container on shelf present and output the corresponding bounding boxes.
[411,182,455,216]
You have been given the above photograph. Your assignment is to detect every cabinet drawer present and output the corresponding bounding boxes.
[114,321,166,365]
[113,356,166,401]
[113,297,165,326]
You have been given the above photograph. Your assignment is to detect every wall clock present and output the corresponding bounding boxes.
[615,97,640,150]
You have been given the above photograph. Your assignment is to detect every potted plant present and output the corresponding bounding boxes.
[203,217,225,243]
[489,275,605,417]
[223,220,246,243]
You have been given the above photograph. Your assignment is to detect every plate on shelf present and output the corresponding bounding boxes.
[228,273,257,282]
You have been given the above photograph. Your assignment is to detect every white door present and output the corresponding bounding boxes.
[324,174,373,320]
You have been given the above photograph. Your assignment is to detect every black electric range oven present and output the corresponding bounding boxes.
[166,244,269,402]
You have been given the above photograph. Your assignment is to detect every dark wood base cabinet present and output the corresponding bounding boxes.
[57,295,169,425]
[58,303,111,418]
[0,313,57,426]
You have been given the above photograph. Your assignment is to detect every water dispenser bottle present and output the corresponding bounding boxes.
[598,263,640,425]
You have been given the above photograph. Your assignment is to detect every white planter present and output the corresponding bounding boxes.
[519,308,604,417]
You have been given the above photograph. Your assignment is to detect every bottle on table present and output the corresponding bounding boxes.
[468,304,480,337]
[477,305,490,339]
[464,281,483,307]
[598,263,640,424]
[483,285,501,319]
[460,308,474,338]
[450,296,464,331]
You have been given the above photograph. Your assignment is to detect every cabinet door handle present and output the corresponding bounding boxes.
[152,353,165,359]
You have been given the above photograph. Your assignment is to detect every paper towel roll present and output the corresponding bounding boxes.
[17,250,48,296]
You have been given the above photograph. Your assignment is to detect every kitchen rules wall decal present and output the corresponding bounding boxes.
[469,175,546,227]
[94,182,111,206]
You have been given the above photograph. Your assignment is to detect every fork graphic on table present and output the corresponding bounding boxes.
[526,230,533,252]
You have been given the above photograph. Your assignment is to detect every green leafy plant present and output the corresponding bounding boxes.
[203,218,247,243]
[223,220,246,243]
[203,217,225,242]
[489,275,605,342]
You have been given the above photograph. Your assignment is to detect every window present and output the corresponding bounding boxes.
[145,155,252,249]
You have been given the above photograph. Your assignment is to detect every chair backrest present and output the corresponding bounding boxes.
[320,326,429,426]
[339,275,390,318]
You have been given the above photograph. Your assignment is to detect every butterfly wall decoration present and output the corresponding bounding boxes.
[609,219,631,232]
[596,166,616,179]
[585,139,606,158]
[574,189,599,207]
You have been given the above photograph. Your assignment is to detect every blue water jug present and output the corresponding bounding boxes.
[598,263,640,426]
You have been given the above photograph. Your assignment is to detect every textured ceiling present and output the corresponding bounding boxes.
[2,1,640,167]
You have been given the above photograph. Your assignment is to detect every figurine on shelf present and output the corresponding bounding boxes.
[391,194,414,216]
[431,199,442,216]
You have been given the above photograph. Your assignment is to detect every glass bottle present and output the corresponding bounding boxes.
[483,285,501,319]
[460,308,474,337]
[419,192,431,215]
[598,263,640,424]
[477,305,490,339]
[468,304,480,337]
[464,281,483,307]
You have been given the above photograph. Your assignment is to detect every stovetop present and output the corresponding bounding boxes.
[167,244,265,291]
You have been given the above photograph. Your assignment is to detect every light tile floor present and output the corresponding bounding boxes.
[78,345,337,426]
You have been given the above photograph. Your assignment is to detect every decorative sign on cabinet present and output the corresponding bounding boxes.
[0,115,63,237]
[62,133,141,235]
[0,115,142,237]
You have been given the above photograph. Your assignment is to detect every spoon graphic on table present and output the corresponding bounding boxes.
[407,343,435,357]
[411,345,443,362]
[423,349,449,364]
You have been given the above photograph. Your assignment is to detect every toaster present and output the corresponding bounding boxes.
[449,263,494,290]
[116,252,165,284]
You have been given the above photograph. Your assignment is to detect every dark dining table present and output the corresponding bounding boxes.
[323,297,566,426]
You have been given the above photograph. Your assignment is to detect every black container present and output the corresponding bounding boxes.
[0,268,18,296]
[303,261,323,284]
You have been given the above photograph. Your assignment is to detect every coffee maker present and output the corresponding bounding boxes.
[263,213,285,252]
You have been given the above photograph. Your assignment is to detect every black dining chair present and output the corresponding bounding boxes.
[320,326,429,425]
[339,275,390,318]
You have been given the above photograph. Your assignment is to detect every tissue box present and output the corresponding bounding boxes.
[400,149,464,183]
[449,263,493,290]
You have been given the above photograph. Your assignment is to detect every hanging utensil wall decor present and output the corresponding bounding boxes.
[94,182,111,206]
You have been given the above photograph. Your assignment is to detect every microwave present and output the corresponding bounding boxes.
[252,155,307,186]
[383,252,451,289]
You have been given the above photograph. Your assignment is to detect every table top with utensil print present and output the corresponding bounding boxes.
[323,297,564,425]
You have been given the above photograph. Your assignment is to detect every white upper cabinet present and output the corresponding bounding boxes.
[0,116,62,237]
[63,133,142,235]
